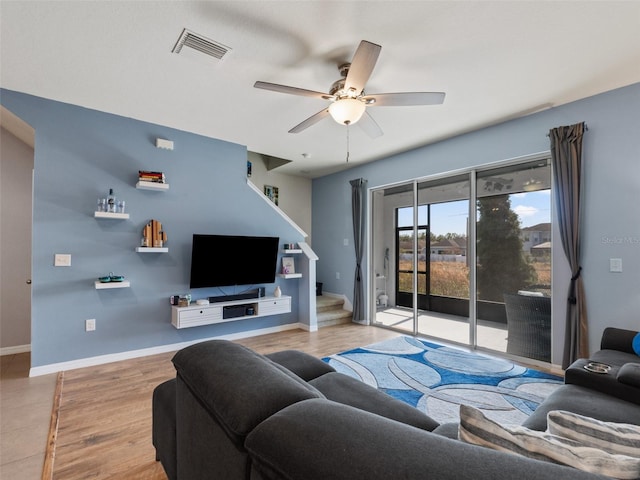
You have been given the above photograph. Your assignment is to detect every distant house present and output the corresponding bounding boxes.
[531,241,551,258]
[429,237,467,256]
[521,223,551,255]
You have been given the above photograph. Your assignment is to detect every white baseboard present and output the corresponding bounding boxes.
[29,323,304,377]
[297,323,318,333]
[0,344,31,356]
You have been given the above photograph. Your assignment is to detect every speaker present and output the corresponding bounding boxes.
[223,305,248,319]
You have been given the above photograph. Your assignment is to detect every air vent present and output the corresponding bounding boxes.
[172,29,231,61]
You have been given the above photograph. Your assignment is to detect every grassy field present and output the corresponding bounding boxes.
[398,260,550,298]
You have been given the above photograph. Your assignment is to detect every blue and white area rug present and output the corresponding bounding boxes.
[324,336,563,425]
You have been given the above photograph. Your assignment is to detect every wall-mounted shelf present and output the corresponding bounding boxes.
[278,273,302,279]
[94,211,129,220]
[135,247,168,253]
[136,181,169,191]
[95,280,130,289]
[282,249,303,254]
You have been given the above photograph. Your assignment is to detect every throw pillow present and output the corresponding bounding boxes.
[633,332,640,356]
[459,404,640,479]
[547,410,640,458]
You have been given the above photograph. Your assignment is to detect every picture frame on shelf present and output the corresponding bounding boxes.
[281,256,295,274]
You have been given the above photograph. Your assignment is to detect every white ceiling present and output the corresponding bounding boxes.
[1,1,639,178]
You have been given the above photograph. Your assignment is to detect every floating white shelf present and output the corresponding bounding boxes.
[136,247,168,253]
[94,211,129,220]
[278,273,302,279]
[136,181,169,190]
[95,280,130,289]
[282,249,303,254]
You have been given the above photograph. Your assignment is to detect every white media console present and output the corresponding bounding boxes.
[171,295,291,329]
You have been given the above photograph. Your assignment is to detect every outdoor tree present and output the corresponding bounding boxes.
[476,194,535,301]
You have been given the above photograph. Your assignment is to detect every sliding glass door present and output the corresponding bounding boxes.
[475,159,552,359]
[370,175,471,343]
[370,155,553,363]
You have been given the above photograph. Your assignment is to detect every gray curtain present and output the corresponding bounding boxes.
[549,122,588,368]
[350,178,367,322]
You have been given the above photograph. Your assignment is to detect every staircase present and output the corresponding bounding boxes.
[316,295,352,328]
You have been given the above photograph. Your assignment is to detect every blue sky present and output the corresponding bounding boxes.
[398,190,551,236]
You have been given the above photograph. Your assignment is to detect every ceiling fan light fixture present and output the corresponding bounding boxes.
[328,98,366,125]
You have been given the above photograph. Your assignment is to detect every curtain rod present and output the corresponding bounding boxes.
[546,123,588,137]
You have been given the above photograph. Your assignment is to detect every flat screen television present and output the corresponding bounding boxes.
[189,234,280,289]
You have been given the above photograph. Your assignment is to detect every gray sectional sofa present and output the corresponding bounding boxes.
[153,327,640,480]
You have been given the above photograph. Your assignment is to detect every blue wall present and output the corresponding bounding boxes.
[1,90,305,368]
[312,83,640,355]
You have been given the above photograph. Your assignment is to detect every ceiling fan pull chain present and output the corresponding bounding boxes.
[346,124,350,163]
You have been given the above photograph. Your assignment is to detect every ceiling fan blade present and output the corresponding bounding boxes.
[288,108,330,134]
[357,111,383,139]
[254,81,332,100]
[363,92,446,107]
[344,40,381,94]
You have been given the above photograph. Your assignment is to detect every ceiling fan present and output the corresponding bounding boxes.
[254,40,445,138]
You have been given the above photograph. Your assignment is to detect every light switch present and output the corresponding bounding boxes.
[156,138,174,150]
[343,238,349,246]
[609,258,622,272]
[54,254,71,267]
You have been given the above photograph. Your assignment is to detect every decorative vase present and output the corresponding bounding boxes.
[274,285,282,297]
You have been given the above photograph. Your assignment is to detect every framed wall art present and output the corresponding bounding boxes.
[264,185,279,206]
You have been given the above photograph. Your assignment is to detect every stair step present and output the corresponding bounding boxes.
[316,295,351,328]
[316,295,346,313]
[317,309,352,328]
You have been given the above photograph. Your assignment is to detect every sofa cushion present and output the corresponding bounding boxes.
[601,328,639,354]
[246,398,606,480]
[547,410,640,457]
[522,384,640,431]
[309,371,439,431]
[565,358,640,405]
[172,340,324,443]
[590,349,640,368]
[265,349,335,381]
[618,363,640,388]
[459,405,640,479]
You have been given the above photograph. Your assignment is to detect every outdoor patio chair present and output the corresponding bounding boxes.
[503,293,551,362]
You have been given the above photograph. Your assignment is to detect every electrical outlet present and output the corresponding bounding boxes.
[336,272,341,280]
[85,319,96,332]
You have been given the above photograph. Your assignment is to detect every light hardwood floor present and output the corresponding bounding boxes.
[0,324,401,480]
